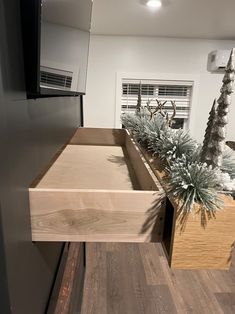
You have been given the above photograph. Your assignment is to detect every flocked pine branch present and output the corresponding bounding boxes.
[121,112,141,130]
[121,108,151,147]
[144,113,168,137]
[139,112,169,148]
[148,128,197,163]
[121,104,235,214]
[167,155,223,213]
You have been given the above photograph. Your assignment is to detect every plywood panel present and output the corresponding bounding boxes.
[125,133,162,192]
[37,145,139,190]
[70,128,126,146]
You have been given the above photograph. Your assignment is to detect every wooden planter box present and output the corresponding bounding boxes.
[138,145,235,270]
[29,128,165,243]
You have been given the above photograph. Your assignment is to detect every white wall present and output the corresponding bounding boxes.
[41,22,89,93]
[84,35,235,142]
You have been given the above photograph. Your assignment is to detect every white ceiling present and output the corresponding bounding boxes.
[91,0,235,39]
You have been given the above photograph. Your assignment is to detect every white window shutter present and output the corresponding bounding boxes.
[122,79,193,120]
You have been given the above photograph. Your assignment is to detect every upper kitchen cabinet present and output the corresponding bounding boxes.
[21,0,93,98]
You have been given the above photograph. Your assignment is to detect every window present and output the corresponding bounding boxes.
[121,79,193,129]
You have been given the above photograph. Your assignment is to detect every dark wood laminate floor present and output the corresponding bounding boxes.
[81,243,235,314]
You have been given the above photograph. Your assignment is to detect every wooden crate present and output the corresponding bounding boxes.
[29,128,165,242]
[137,145,235,270]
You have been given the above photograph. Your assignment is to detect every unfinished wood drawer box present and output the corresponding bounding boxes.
[29,128,166,242]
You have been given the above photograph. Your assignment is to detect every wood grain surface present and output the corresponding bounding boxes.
[81,243,235,314]
[125,131,163,192]
[70,128,126,146]
[135,139,235,269]
[37,145,138,190]
[30,128,166,243]
[30,189,165,242]
[171,196,235,269]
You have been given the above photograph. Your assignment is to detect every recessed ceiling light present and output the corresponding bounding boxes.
[146,0,162,8]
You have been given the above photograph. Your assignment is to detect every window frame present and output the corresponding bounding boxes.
[115,72,200,130]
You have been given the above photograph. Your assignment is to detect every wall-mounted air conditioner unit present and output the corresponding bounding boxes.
[207,50,230,72]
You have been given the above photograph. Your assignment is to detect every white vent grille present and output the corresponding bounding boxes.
[40,66,73,90]
[122,79,193,120]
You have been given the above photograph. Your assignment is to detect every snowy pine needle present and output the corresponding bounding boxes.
[148,128,197,163]
[121,110,233,213]
[167,156,223,213]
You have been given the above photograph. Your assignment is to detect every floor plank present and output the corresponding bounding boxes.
[81,243,107,314]
[81,243,235,314]
[139,243,166,285]
[215,293,235,314]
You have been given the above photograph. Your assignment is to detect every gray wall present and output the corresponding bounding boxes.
[0,0,82,313]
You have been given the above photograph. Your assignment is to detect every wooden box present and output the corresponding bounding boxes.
[29,128,166,242]
[30,128,234,269]
[169,196,235,269]
[138,146,235,270]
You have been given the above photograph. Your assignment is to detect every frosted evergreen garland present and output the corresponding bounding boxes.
[200,99,217,163]
[167,155,223,213]
[206,49,235,168]
[121,107,235,214]
[148,128,197,163]
[144,113,168,136]
[121,109,198,163]
[121,108,151,147]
